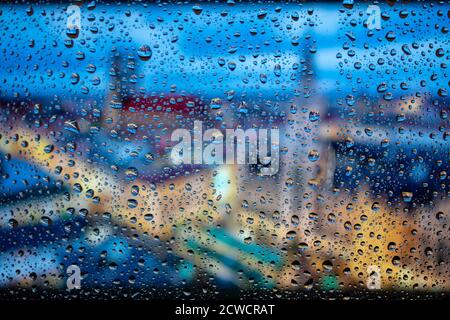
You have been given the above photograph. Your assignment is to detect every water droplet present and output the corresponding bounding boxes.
[64,120,80,134]
[137,45,152,61]
[125,167,139,181]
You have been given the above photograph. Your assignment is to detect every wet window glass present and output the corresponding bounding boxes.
[0,0,449,306]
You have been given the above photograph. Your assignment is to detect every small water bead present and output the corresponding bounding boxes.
[308,149,320,162]
[137,45,152,61]
[125,167,139,181]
